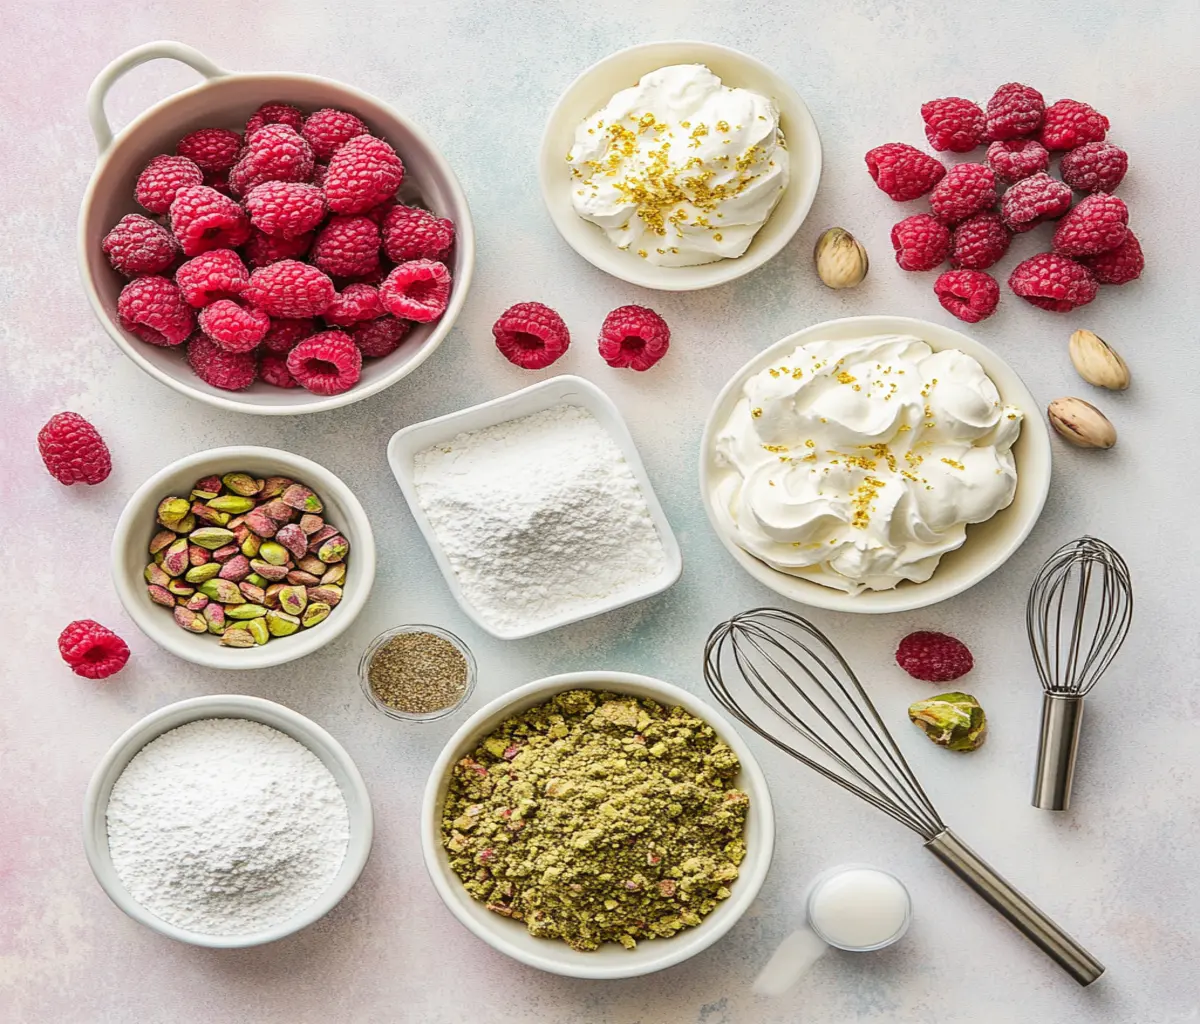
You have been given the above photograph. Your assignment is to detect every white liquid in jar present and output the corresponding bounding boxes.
[807,867,911,950]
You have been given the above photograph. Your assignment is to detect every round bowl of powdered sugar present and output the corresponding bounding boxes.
[83,694,373,947]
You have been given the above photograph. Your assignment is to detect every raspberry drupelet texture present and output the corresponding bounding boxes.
[58,620,130,680]
[985,83,1045,141]
[864,143,946,201]
[323,283,385,326]
[986,139,1050,183]
[135,154,204,214]
[929,163,998,224]
[245,101,305,136]
[1000,172,1073,232]
[244,182,327,239]
[187,332,258,390]
[379,260,451,322]
[37,412,112,485]
[169,185,251,256]
[597,305,671,371]
[1040,99,1109,151]
[1052,193,1129,257]
[301,107,370,160]
[1060,142,1128,194]
[260,353,299,388]
[176,128,243,173]
[174,248,248,307]
[896,631,974,682]
[117,275,195,346]
[1009,253,1099,312]
[324,135,405,214]
[102,214,177,277]
[950,212,1010,270]
[243,260,336,318]
[920,97,986,153]
[381,204,456,262]
[198,299,271,352]
[228,124,314,196]
[243,228,313,268]
[492,302,570,369]
[934,269,1001,323]
[261,317,316,354]
[310,215,381,279]
[890,214,951,272]
[350,317,410,358]
[286,331,363,395]
[1081,230,1144,285]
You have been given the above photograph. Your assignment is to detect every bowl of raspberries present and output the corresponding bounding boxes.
[80,41,474,414]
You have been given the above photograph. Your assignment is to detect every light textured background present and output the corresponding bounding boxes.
[2,1,1197,1021]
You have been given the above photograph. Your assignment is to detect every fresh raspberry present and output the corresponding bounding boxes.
[168,185,251,256]
[1039,99,1109,151]
[58,620,129,680]
[929,163,997,224]
[228,124,314,196]
[176,127,243,172]
[1060,142,1128,193]
[198,299,270,352]
[204,169,233,196]
[323,283,385,326]
[986,139,1049,183]
[896,631,974,682]
[1008,253,1098,312]
[381,204,455,262]
[1080,230,1143,285]
[244,182,327,238]
[1000,172,1073,233]
[243,260,335,318]
[491,302,570,369]
[117,275,195,346]
[1052,193,1129,257]
[950,212,1010,270]
[985,83,1045,141]
[324,135,404,213]
[934,269,1000,323]
[286,331,362,395]
[379,260,451,322]
[597,305,671,371]
[920,97,985,153]
[102,214,177,277]
[135,154,204,214]
[310,215,381,278]
[37,412,112,485]
[261,317,316,354]
[890,214,951,271]
[350,316,410,358]
[302,107,370,160]
[243,228,313,268]
[311,163,328,188]
[260,353,299,388]
[245,101,304,136]
[174,248,248,307]
[864,143,946,201]
[187,332,258,390]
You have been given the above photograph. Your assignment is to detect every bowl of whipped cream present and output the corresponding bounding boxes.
[700,316,1052,613]
[539,41,821,291]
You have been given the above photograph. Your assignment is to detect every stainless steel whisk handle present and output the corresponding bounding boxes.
[925,829,1104,986]
[1033,693,1086,810]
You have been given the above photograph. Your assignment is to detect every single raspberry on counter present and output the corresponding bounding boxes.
[986,139,1049,183]
[381,204,455,262]
[929,163,997,224]
[117,275,195,346]
[243,260,336,318]
[261,317,316,354]
[244,182,327,239]
[323,283,385,326]
[379,260,451,322]
[934,269,1000,323]
[921,97,986,153]
[1008,253,1098,312]
[310,215,381,279]
[1060,142,1128,193]
[135,154,204,214]
[598,305,670,371]
[1000,172,1073,232]
[950,212,1010,270]
[890,214,951,271]
[492,302,570,369]
[260,353,299,388]
[243,228,313,268]
[324,135,405,213]
[896,631,974,682]
[174,248,248,307]
[286,331,363,395]
[168,185,251,256]
[176,127,243,172]
[198,299,270,352]
[1040,99,1109,150]
[302,107,370,160]
[228,124,314,196]
[1052,193,1129,257]
[864,143,946,201]
[102,214,177,277]
[58,620,130,680]
[985,83,1045,140]
[37,412,112,485]
[187,332,258,390]
[350,316,410,358]
[245,101,305,136]
[1080,230,1143,285]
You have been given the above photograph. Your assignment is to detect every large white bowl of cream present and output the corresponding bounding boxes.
[700,316,1052,613]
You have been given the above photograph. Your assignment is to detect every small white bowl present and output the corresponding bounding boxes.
[387,375,682,639]
[83,694,373,948]
[111,445,376,669]
[699,315,1053,614]
[421,671,775,979]
[538,41,821,291]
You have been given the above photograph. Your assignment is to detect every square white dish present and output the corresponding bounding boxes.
[387,375,683,639]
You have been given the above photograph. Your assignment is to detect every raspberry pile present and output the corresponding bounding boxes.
[102,101,457,395]
[866,85,1141,322]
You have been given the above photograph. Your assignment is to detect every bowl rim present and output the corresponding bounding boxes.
[78,67,475,415]
[110,444,376,668]
[419,669,776,979]
[698,314,1053,613]
[537,39,822,292]
[82,693,374,948]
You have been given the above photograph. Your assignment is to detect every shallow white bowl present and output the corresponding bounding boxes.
[538,40,821,291]
[79,41,474,415]
[387,375,682,639]
[421,671,775,979]
[111,445,376,669]
[83,694,373,948]
[699,315,1053,614]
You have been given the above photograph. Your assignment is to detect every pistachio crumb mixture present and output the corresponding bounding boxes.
[368,631,467,714]
[441,689,748,951]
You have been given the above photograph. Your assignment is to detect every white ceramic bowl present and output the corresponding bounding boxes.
[387,375,682,639]
[421,671,775,978]
[699,315,1053,614]
[79,41,474,415]
[83,694,373,948]
[111,445,376,668]
[538,41,821,291]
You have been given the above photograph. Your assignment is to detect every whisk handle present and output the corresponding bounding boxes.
[1032,693,1085,810]
[925,829,1104,986]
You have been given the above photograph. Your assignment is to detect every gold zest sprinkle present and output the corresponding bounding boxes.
[751,407,763,418]
[836,371,857,385]
[941,458,965,470]
[762,444,789,453]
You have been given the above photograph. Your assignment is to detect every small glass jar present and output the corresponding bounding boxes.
[358,624,477,723]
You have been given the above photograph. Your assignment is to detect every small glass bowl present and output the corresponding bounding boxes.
[358,624,477,723]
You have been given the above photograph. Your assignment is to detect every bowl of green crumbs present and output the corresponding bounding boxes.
[359,625,476,722]
[420,671,775,979]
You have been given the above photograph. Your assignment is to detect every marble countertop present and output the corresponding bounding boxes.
[3,0,1197,1021]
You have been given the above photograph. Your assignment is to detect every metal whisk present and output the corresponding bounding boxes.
[1027,536,1132,811]
[705,608,1105,987]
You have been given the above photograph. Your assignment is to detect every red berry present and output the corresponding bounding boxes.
[261,317,316,354]
[135,154,204,214]
[174,248,248,307]
[1060,142,1128,194]
[228,124,314,196]
[929,163,997,224]
[598,305,670,371]
[117,275,195,346]
[323,283,385,327]
[934,269,1000,323]
[198,299,270,352]
[243,260,336,318]
[379,260,451,322]
[58,620,130,680]
[243,228,313,268]
[986,139,1049,183]
[1000,172,1073,233]
[260,353,299,388]
[176,128,243,173]
[864,143,946,201]
[1052,193,1128,257]
[381,204,455,262]
[205,168,233,195]
[37,412,112,485]
[492,302,570,369]
[921,97,986,153]
[1040,99,1109,151]
[1008,253,1098,312]
[890,214,951,272]
[168,185,251,256]
[350,317,410,358]
[286,331,363,395]
[310,215,381,279]
[324,135,404,214]
[1080,230,1143,285]
[187,332,258,390]
[302,107,370,160]
[950,212,1010,270]
[244,181,327,239]
[245,101,304,136]
[896,631,974,682]
[102,214,177,277]
[985,83,1045,141]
